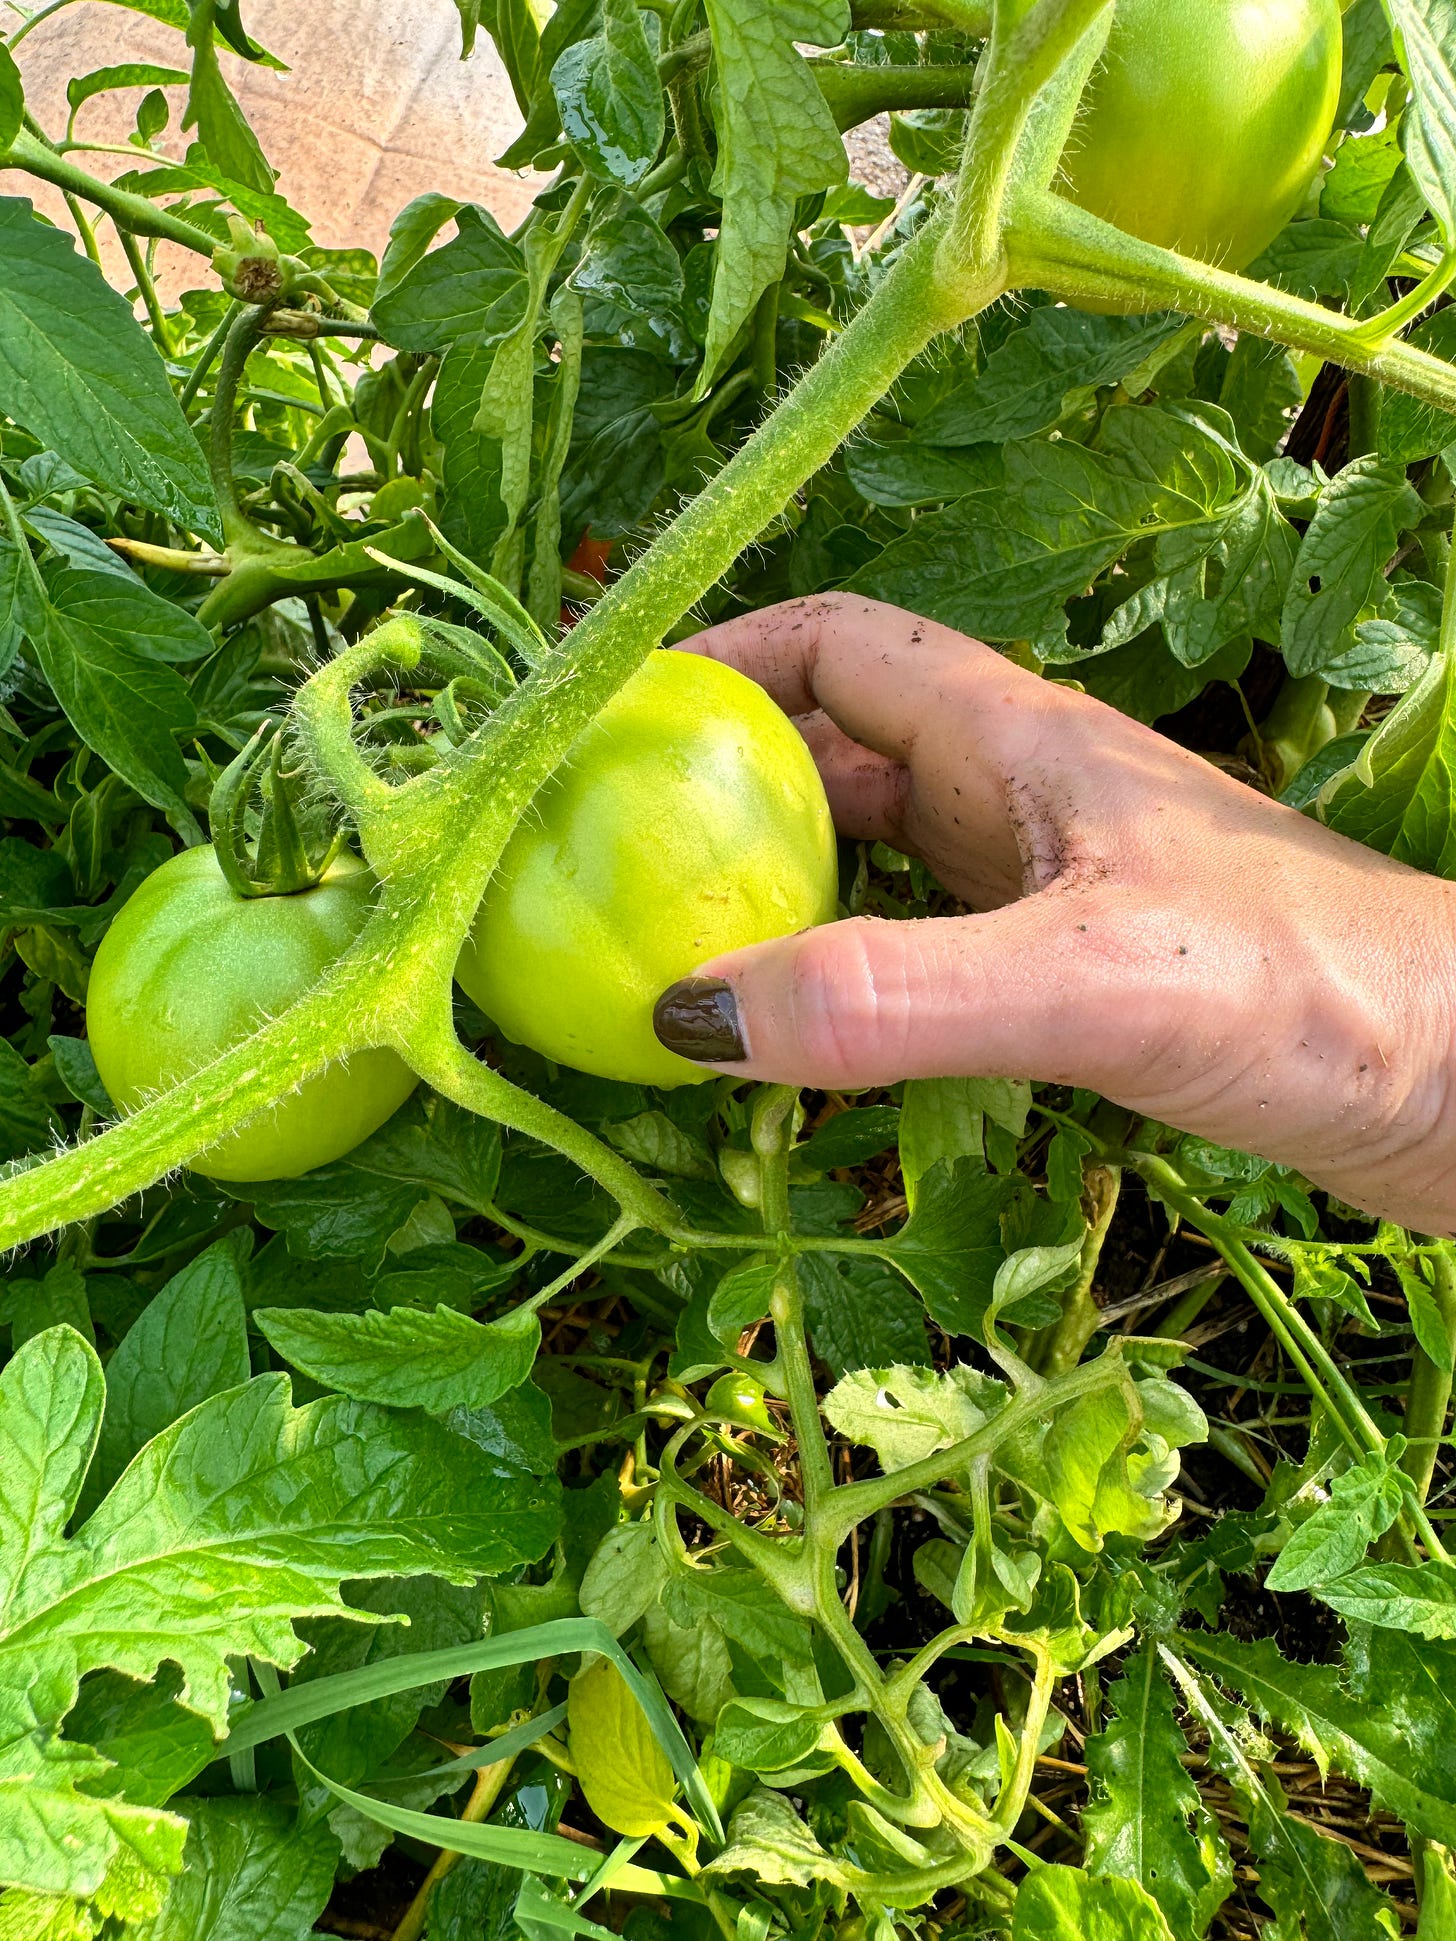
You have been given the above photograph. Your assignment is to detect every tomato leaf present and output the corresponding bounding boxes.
[129,1798,338,1941]
[876,1157,1018,1336]
[849,408,1249,658]
[795,1104,900,1173]
[1084,1644,1234,1941]
[661,1567,812,1666]
[112,145,312,255]
[254,1303,541,1413]
[0,1326,559,1900]
[0,44,23,154]
[41,562,215,664]
[1322,647,1456,874]
[1310,1559,1456,1637]
[345,1096,504,1214]
[713,1698,824,1774]
[705,1254,777,1347]
[1265,1448,1407,1593]
[799,1253,931,1377]
[703,1788,848,1889]
[182,0,274,195]
[65,61,189,115]
[81,1235,249,1511]
[825,1361,1005,1471]
[1280,456,1425,680]
[1011,1867,1176,1941]
[1384,0,1456,245]
[567,1657,675,1836]
[372,207,529,354]
[21,570,200,839]
[0,200,218,539]
[916,309,1184,447]
[432,337,510,568]
[697,0,849,385]
[551,0,664,188]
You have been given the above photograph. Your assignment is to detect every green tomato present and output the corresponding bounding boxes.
[456,650,838,1088]
[705,1372,778,1435]
[87,846,417,1181]
[1059,0,1342,275]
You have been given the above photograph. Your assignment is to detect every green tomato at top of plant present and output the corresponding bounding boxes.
[87,847,417,1181]
[456,651,839,1089]
[1058,0,1342,276]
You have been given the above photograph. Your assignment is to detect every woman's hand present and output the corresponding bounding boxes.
[650,594,1456,1235]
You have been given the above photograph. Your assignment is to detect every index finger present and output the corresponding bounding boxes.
[677,592,1020,766]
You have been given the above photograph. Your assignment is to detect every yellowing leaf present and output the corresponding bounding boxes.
[567,1657,675,1837]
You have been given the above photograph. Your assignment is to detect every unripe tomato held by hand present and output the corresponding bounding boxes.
[1059,0,1342,276]
[456,651,838,1088]
[87,847,417,1181]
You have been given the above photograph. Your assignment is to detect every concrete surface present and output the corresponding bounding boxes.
[7,0,539,293]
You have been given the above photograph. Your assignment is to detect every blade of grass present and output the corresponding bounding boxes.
[515,1883,622,1937]
[392,1702,568,1784]
[291,1735,599,1880]
[223,1617,722,1840]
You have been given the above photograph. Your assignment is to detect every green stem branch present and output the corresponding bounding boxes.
[210,305,292,556]
[1130,1152,1450,1560]
[2,128,219,255]
[119,228,171,355]
[945,0,1112,275]
[1399,1245,1456,1512]
[1008,188,1456,415]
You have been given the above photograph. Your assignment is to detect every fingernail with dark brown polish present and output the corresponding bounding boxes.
[653,977,746,1062]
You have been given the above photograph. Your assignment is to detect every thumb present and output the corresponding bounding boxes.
[651,902,1133,1093]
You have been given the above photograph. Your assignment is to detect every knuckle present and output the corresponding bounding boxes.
[785,921,909,1083]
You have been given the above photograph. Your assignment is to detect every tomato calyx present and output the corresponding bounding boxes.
[211,215,353,313]
[208,718,343,898]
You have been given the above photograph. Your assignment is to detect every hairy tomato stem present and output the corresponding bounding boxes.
[0,969,362,1248]
[404,1026,679,1237]
[1007,187,1456,416]
[944,0,1112,276]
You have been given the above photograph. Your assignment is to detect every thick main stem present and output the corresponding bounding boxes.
[946,0,1112,269]
[469,220,975,765]
[0,971,358,1249]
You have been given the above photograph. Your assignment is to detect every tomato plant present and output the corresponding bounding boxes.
[2,3,1456,1940]
[87,847,417,1180]
[457,651,838,1087]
